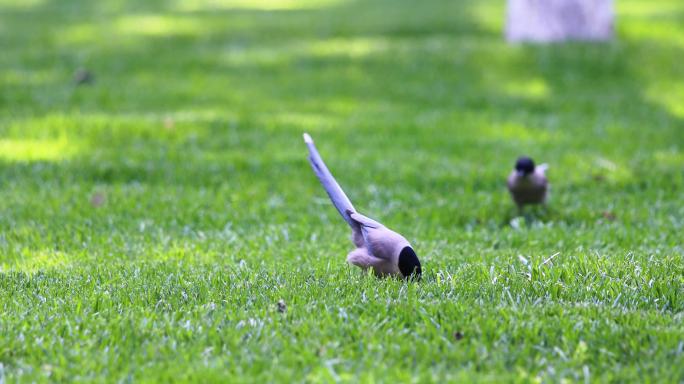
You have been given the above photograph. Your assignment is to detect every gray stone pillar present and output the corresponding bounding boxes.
[506,0,614,42]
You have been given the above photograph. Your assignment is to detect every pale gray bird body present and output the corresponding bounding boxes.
[507,156,549,208]
[303,133,421,279]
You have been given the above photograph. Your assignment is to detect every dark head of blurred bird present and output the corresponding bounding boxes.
[507,156,549,209]
[303,133,421,280]
[514,156,535,177]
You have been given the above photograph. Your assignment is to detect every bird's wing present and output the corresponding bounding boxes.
[362,225,409,261]
[349,212,383,229]
[303,133,357,228]
[349,211,388,257]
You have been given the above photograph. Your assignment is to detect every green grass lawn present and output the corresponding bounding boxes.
[1,0,683,381]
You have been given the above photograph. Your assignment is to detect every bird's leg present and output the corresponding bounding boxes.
[523,208,535,226]
[516,204,524,218]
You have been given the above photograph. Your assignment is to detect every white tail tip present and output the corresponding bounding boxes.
[303,133,313,144]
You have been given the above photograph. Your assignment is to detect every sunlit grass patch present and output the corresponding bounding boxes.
[174,0,348,12]
[2,249,72,273]
[618,0,684,48]
[621,22,684,49]
[308,37,391,58]
[0,137,75,162]
[115,14,208,37]
[502,78,550,100]
[619,0,684,18]
[645,83,684,119]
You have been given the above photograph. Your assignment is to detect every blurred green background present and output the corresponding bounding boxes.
[0,0,683,382]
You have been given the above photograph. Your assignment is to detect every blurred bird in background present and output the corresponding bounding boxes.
[507,156,549,210]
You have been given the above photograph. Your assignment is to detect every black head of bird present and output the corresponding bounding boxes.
[398,246,422,280]
[515,156,535,177]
